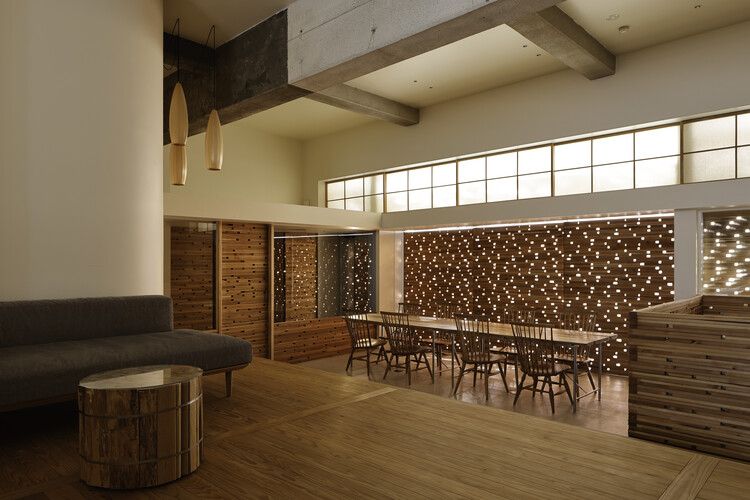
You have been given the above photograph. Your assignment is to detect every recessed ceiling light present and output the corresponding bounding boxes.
[606,13,620,21]
[618,25,631,34]
[694,4,702,8]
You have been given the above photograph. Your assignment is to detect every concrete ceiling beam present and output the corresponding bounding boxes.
[305,84,419,126]
[507,6,615,80]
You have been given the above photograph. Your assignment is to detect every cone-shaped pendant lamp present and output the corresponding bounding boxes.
[168,19,188,186]
[205,25,223,171]
[205,109,223,170]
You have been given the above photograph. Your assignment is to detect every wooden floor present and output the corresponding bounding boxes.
[2,358,749,499]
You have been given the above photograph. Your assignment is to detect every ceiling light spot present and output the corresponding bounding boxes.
[536,53,541,57]
[618,25,631,34]
[694,4,702,8]
[413,80,418,83]
[606,14,620,21]
[522,44,528,48]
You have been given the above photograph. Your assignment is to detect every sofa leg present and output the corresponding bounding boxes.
[225,371,232,397]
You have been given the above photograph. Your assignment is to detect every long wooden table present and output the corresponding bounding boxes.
[363,313,616,412]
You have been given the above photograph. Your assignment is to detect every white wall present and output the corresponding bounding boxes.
[0,0,163,300]
[302,20,750,206]
[163,121,304,205]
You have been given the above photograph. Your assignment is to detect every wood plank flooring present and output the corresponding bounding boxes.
[1,358,749,499]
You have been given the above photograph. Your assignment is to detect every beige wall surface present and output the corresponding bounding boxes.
[163,121,304,205]
[302,20,750,208]
[0,0,164,301]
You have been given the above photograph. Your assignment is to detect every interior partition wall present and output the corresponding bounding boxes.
[403,215,675,375]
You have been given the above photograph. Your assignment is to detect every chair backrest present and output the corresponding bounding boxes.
[398,302,421,316]
[344,312,372,348]
[381,311,417,354]
[435,301,461,319]
[498,306,536,325]
[454,313,492,359]
[510,321,556,375]
[556,309,597,332]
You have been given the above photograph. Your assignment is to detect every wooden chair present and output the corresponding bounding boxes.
[453,314,509,399]
[554,309,598,390]
[380,311,434,385]
[419,301,461,372]
[510,321,573,414]
[398,302,421,316]
[343,312,388,377]
[495,306,537,387]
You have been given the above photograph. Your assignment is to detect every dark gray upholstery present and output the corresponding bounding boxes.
[0,296,253,408]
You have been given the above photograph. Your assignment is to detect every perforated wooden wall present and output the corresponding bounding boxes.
[170,226,215,330]
[702,211,750,296]
[221,223,269,358]
[273,317,350,363]
[404,216,674,374]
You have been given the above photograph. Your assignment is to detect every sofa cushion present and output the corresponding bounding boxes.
[0,295,174,348]
[0,329,252,406]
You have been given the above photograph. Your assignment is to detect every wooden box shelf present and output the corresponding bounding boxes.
[629,295,750,461]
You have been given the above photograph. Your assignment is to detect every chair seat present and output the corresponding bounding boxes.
[418,338,453,348]
[462,352,505,364]
[390,344,431,356]
[354,338,387,349]
[556,353,593,364]
[525,363,570,377]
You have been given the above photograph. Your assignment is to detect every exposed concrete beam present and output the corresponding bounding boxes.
[305,84,419,126]
[507,6,615,80]
[287,0,564,92]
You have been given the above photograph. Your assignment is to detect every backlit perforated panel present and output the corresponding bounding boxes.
[403,216,675,374]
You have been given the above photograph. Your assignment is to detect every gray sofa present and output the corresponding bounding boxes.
[0,295,253,410]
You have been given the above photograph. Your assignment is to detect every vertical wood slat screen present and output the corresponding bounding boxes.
[170,226,215,330]
[221,223,269,358]
[403,216,674,374]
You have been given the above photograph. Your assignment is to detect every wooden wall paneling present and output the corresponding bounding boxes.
[221,223,269,358]
[268,225,275,360]
[273,317,350,363]
[170,225,216,331]
[215,221,223,334]
[283,233,318,321]
[702,211,750,296]
[629,295,750,461]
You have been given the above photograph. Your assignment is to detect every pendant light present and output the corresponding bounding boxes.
[204,25,223,171]
[168,19,188,186]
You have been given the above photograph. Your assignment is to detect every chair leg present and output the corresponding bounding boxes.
[547,376,555,414]
[496,361,509,393]
[365,347,371,377]
[453,361,467,396]
[406,354,412,385]
[513,373,526,405]
[473,365,478,387]
[346,348,354,373]
[532,377,539,398]
[585,364,596,391]
[383,353,392,380]
[561,373,574,404]
[424,352,434,382]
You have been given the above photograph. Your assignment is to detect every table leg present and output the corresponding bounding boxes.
[598,341,602,401]
[451,332,455,392]
[431,331,436,384]
[573,344,578,413]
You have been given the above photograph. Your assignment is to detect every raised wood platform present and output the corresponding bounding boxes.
[1,359,749,499]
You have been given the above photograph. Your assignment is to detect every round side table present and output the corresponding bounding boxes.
[78,365,203,489]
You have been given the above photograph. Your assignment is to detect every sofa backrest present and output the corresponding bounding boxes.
[0,295,174,347]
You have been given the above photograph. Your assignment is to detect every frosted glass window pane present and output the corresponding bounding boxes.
[554,141,591,170]
[458,158,485,183]
[364,175,383,195]
[487,152,517,178]
[636,126,680,160]
[409,188,432,210]
[593,162,633,192]
[635,156,680,188]
[433,185,456,208]
[386,192,407,212]
[386,171,407,192]
[327,181,344,200]
[684,116,735,152]
[738,113,750,146]
[593,133,633,165]
[739,146,750,178]
[328,199,345,209]
[518,146,551,174]
[345,178,363,198]
[345,197,364,211]
[518,173,551,199]
[487,177,517,202]
[409,167,431,190]
[458,181,486,205]
[433,163,456,186]
[364,195,383,212]
[554,168,591,196]
[683,149,735,183]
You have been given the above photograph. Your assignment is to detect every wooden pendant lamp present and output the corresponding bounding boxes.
[204,25,223,171]
[168,19,188,186]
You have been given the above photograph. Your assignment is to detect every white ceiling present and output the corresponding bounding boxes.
[164,0,750,141]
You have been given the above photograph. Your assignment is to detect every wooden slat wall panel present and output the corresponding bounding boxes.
[274,317,350,363]
[403,216,674,375]
[221,223,268,358]
[170,226,215,330]
[284,234,317,321]
[629,295,750,461]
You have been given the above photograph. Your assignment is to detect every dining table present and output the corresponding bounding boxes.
[363,312,617,413]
